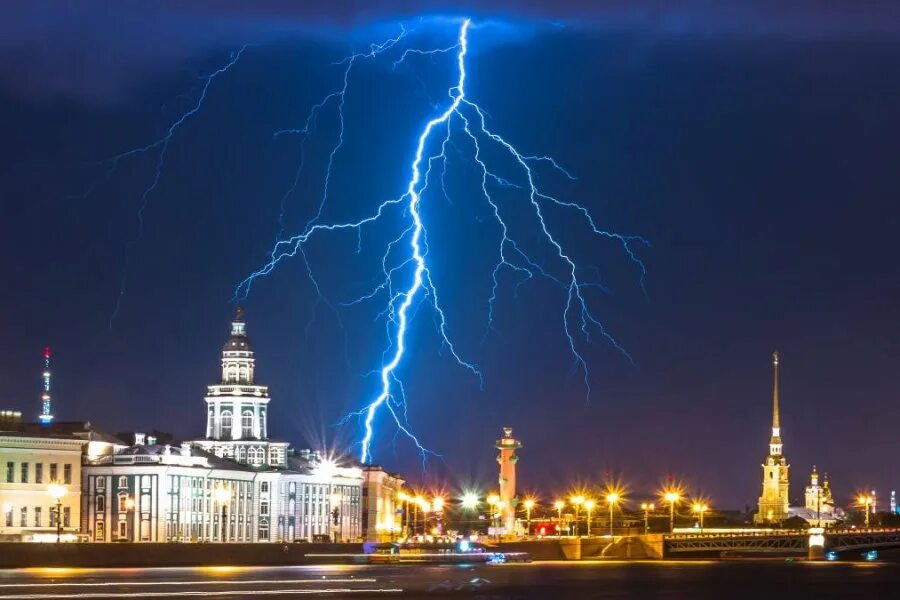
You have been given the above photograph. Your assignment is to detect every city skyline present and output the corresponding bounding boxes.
[2,4,899,509]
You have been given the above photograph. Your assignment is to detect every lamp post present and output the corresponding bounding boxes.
[48,484,67,543]
[583,500,595,538]
[858,495,873,528]
[432,496,444,538]
[640,502,655,534]
[397,492,409,538]
[605,493,619,537]
[570,496,584,537]
[487,494,500,539]
[663,491,680,532]
[692,503,708,532]
[554,500,565,538]
[523,499,535,537]
[214,484,230,543]
[124,496,135,542]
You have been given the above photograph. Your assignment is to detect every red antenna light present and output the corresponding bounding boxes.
[43,346,52,359]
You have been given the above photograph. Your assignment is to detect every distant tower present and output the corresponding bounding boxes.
[495,427,522,534]
[891,491,896,515]
[38,346,54,424]
[754,352,790,524]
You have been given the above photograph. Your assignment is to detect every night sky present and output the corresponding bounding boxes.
[2,2,899,510]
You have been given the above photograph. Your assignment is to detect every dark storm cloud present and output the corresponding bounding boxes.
[2,1,900,104]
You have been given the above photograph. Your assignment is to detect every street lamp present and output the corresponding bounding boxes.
[214,484,230,543]
[523,499,535,537]
[640,502,655,534]
[570,495,584,537]
[663,490,681,532]
[461,492,479,511]
[554,500,565,537]
[692,503,708,532]
[583,500,595,538]
[605,493,620,537]
[857,494,874,528]
[47,484,67,543]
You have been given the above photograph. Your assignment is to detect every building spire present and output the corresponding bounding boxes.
[772,351,780,431]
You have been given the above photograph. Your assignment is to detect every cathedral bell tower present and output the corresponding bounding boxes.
[754,351,790,524]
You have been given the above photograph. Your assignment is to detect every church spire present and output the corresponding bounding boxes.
[769,351,783,455]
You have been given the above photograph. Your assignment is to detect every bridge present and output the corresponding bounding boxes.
[663,527,900,559]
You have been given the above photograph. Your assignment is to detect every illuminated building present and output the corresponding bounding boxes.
[0,420,119,541]
[495,427,522,535]
[361,465,404,542]
[191,308,288,467]
[754,352,790,524]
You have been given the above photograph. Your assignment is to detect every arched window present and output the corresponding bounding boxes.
[239,366,248,382]
[242,411,254,438]
[220,411,232,432]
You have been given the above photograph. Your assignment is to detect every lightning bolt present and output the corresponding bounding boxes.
[237,18,648,464]
[105,46,249,328]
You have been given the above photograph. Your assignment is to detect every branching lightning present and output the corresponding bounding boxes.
[105,46,250,328]
[237,18,649,464]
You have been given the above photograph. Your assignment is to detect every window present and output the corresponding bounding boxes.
[118,494,129,512]
[4,507,12,527]
[118,476,127,489]
[96,495,106,512]
[20,463,28,483]
[118,521,127,538]
[63,464,72,485]
[20,507,27,527]
[261,481,269,493]
[49,463,58,482]
[96,521,105,540]
[242,411,254,438]
[220,410,233,431]
[141,493,150,512]
[34,507,41,527]
[63,507,71,528]
[6,462,13,483]
[97,476,106,490]
[259,519,269,541]
[50,507,58,527]
[35,463,43,484]
[260,501,269,516]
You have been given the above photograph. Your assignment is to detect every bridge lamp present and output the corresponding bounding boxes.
[523,498,536,536]
[461,492,479,510]
[640,502,655,534]
[692,503,709,532]
[554,500,565,537]
[570,495,585,536]
[583,499,596,537]
[663,490,681,532]
[605,493,620,537]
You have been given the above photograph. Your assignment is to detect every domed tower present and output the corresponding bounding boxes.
[193,309,288,467]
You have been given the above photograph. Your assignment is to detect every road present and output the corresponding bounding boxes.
[0,560,898,599]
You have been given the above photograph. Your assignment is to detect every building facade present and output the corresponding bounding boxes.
[754,352,790,524]
[1,419,119,541]
[362,465,404,542]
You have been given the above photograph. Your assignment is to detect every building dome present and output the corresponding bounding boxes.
[223,307,252,352]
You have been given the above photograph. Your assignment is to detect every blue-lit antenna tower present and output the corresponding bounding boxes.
[38,346,53,424]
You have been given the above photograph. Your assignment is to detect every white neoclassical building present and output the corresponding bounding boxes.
[192,308,288,467]
[81,309,402,543]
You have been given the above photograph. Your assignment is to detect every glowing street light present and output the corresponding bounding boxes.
[47,484,66,543]
[554,500,565,537]
[214,484,230,543]
[583,499,596,538]
[662,489,681,532]
[523,498,536,537]
[570,495,585,537]
[461,492,479,511]
[605,492,620,537]
[692,503,709,532]
[640,502,655,535]
[857,494,874,528]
